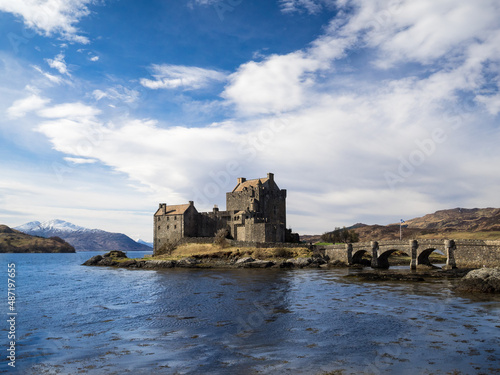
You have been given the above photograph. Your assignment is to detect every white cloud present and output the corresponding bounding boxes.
[0,0,93,43]
[46,53,69,75]
[89,55,99,62]
[279,0,329,14]
[92,86,139,104]
[7,94,50,119]
[38,102,101,119]
[64,157,97,164]
[140,64,227,90]
[476,94,500,116]
[31,65,67,85]
[340,0,500,68]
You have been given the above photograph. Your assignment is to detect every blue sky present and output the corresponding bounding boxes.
[1,0,500,241]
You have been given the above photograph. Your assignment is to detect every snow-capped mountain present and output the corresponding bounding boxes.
[15,219,94,235]
[15,220,152,252]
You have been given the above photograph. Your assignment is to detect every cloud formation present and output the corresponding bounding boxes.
[7,93,50,119]
[0,0,93,43]
[6,0,500,235]
[140,64,227,90]
[46,53,70,75]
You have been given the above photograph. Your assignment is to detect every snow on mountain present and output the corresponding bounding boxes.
[15,219,151,252]
[15,219,93,234]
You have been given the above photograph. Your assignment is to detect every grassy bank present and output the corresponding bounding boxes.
[145,243,313,261]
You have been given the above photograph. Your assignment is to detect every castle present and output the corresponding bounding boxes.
[154,173,297,252]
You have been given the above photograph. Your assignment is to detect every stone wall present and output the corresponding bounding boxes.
[453,240,500,268]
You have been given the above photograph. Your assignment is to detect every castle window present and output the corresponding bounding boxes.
[174,216,177,220]
[167,217,169,221]
[158,225,160,230]
[174,225,177,229]
[167,225,170,230]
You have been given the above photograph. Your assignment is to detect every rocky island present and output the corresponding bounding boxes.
[0,224,75,253]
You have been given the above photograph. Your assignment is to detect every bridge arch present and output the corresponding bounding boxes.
[417,247,445,268]
[351,249,371,266]
[377,249,410,269]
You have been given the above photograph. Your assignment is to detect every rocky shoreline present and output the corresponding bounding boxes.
[82,250,347,269]
[83,251,500,293]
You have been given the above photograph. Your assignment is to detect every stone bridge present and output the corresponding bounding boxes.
[317,239,500,269]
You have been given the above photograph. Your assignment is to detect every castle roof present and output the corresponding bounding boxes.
[232,177,269,192]
[155,203,192,216]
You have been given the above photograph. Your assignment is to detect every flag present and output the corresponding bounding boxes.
[400,219,408,228]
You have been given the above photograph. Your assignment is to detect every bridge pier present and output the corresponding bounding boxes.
[444,240,457,269]
[410,240,418,270]
[370,241,379,268]
[346,243,353,265]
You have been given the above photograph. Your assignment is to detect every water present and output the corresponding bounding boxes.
[1,252,499,374]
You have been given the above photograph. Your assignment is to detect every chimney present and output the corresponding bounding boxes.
[189,201,194,206]
[267,173,274,181]
[213,205,219,213]
[237,177,246,184]
[159,203,167,214]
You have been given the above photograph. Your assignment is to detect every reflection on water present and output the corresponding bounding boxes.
[1,252,499,374]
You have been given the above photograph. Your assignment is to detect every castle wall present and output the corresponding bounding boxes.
[154,174,296,248]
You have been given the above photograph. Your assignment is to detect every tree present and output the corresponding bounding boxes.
[321,226,359,244]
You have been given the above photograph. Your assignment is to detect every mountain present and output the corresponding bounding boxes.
[0,225,75,253]
[313,207,500,242]
[401,208,500,232]
[15,220,152,252]
[137,239,153,248]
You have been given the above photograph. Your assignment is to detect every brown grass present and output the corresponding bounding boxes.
[150,243,312,260]
[416,231,500,240]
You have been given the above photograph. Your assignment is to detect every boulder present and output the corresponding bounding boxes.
[328,260,349,267]
[176,257,200,267]
[455,268,500,293]
[103,250,127,258]
[285,257,312,268]
[119,260,138,268]
[245,260,275,268]
[82,255,103,266]
[235,257,255,265]
[98,257,118,267]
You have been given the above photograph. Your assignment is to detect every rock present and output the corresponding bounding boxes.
[97,257,119,267]
[177,257,200,267]
[82,255,103,266]
[328,260,349,267]
[310,257,326,266]
[119,260,138,268]
[245,260,275,268]
[142,260,176,269]
[285,257,312,268]
[235,257,255,265]
[103,250,127,258]
[455,268,500,293]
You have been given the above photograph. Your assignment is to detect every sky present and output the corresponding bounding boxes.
[0,0,500,242]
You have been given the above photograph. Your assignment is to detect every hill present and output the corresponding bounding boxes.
[0,225,75,253]
[15,220,152,252]
[316,207,500,242]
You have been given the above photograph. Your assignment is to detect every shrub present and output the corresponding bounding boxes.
[252,248,266,259]
[272,247,293,258]
[214,228,230,249]
[156,240,179,256]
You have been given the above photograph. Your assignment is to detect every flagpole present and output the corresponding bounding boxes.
[400,220,402,241]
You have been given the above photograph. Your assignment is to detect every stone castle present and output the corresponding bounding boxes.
[154,173,297,252]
